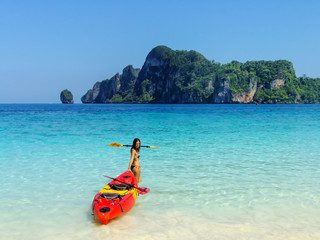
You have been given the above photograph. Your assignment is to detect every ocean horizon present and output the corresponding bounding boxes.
[1,103,319,240]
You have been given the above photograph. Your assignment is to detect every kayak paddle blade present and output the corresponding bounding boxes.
[137,187,150,195]
[108,142,123,147]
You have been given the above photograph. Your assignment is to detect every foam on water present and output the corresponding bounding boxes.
[0,104,320,239]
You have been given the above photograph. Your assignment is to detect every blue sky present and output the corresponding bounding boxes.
[1,0,319,103]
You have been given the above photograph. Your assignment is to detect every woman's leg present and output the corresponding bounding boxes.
[132,166,142,183]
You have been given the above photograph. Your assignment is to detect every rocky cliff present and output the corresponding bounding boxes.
[81,46,320,104]
[81,65,140,103]
[134,46,217,103]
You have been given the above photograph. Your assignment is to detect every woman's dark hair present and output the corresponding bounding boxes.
[131,138,141,152]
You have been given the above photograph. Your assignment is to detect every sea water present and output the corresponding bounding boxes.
[0,104,319,240]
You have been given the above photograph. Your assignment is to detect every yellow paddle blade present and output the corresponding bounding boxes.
[108,142,123,147]
[149,146,160,148]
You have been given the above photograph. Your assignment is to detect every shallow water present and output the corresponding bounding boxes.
[0,104,320,239]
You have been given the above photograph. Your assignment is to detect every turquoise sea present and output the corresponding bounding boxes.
[0,104,320,240]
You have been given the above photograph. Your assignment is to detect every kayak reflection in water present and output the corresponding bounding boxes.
[128,138,142,185]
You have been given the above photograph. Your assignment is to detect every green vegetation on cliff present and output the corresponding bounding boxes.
[81,46,320,104]
[143,46,320,103]
[294,77,320,103]
[61,89,73,100]
[133,46,219,103]
[218,60,299,103]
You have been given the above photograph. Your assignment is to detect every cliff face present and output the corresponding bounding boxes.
[81,65,140,103]
[213,79,257,104]
[134,47,177,103]
[270,79,285,90]
[232,81,257,103]
[81,45,319,104]
[213,80,231,103]
[134,46,217,103]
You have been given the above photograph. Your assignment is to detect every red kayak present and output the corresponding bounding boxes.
[92,171,138,225]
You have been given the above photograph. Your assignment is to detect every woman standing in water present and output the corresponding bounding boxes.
[128,138,142,184]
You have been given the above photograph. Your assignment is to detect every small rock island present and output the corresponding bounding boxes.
[60,89,74,104]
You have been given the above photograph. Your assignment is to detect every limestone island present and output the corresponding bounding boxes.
[81,45,320,104]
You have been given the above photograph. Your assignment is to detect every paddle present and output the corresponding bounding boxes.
[108,142,160,148]
[103,175,150,195]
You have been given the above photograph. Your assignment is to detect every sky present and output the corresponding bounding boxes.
[1,0,320,103]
